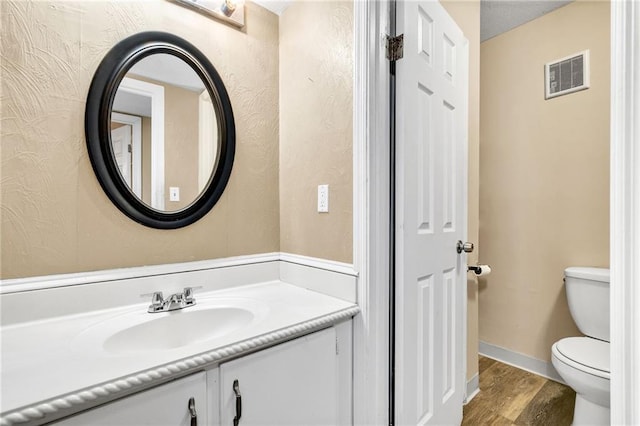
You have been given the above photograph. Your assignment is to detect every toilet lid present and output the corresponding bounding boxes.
[555,337,609,378]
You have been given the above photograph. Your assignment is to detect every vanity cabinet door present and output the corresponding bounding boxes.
[218,326,343,426]
[53,372,207,426]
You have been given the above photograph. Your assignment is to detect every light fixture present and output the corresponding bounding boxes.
[220,0,237,17]
[168,0,245,28]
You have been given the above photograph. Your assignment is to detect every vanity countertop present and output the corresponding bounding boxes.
[0,281,359,425]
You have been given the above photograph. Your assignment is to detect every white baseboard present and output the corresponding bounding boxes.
[479,341,564,384]
[465,373,479,404]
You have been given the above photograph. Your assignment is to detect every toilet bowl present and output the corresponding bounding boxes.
[552,267,610,426]
[552,337,609,425]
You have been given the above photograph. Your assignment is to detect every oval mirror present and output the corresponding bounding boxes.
[85,32,235,229]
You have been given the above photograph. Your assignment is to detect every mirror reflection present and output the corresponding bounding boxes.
[111,53,219,212]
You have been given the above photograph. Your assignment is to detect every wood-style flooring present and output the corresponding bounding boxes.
[462,356,576,425]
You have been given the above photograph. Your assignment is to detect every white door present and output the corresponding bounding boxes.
[111,124,133,187]
[395,1,469,425]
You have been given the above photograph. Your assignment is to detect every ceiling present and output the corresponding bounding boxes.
[251,0,290,15]
[481,0,573,41]
[251,0,574,43]
[129,54,205,92]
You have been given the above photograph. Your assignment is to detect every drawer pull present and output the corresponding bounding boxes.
[233,379,242,426]
[188,397,197,426]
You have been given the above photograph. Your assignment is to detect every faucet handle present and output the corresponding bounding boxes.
[183,286,202,303]
[141,291,164,301]
[141,291,164,312]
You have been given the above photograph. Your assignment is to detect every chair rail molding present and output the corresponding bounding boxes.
[610,0,640,424]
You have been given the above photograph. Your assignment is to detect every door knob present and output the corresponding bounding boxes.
[456,241,474,254]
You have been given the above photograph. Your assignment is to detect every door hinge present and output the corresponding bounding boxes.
[127,144,132,153]
[386,34,404,61]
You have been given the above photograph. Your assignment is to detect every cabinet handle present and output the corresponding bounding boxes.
[188,397,197,426]
[233,379,242,426]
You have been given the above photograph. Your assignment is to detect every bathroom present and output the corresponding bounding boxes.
[1,0,638,425]
[474,0,610,423]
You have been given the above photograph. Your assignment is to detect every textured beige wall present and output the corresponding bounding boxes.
[440,0,481,382]
[479,0,610,362]
[279,1,353,263]
[1,1,280,279]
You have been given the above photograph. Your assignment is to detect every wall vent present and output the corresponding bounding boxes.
[545,50,590,99]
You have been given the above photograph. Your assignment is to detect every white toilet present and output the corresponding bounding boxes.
[551,267,610,425]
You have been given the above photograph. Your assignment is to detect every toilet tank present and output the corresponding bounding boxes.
[565,267,610,342]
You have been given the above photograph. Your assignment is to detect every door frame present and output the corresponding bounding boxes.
[610,1,640,424]
[353,1,640,425]
[352,0,470,423]
[111,112,142,198]
[352,1,392,424]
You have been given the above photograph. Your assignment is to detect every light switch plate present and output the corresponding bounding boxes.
[317,184,329,213]
[169,187,180,202]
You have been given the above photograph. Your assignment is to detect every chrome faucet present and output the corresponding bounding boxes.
[146,287,198,313]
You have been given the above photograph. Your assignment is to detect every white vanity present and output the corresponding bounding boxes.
[0,255,359,426]
[52,324,351,426]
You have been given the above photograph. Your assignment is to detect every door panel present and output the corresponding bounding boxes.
[396,1,469,425]
[219,328,338,426]
[52,373,207,426]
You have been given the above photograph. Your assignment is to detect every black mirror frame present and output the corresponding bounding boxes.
[85,31,235,229]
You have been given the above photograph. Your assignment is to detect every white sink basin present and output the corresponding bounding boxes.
[104,307,254,353]
[72,297,268,355]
